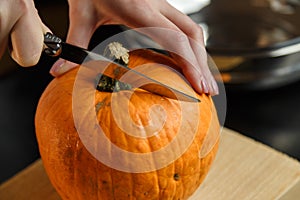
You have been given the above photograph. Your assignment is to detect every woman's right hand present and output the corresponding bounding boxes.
[0,0,50,67]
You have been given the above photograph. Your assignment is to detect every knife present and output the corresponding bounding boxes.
[43,32,199,102]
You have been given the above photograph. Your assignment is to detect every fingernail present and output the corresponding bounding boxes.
[197,80,203,93]
[50,59,65,76]
[50,59,76,77]
[211,80,219,96]
[201,79,209,94]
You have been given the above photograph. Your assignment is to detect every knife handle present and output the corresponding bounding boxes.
[44,32,88,65]
[44,32,62,57]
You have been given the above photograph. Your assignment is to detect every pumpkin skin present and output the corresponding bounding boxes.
[35,49,220,200]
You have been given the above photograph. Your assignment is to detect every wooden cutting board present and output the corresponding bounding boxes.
[1,128,300,200]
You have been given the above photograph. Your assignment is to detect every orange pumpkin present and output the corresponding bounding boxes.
[35,48,220,200]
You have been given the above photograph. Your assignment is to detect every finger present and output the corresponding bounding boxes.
[189,38,219,95]
[49,25,94,76]
[161,3,219,95]
[0,0,22,59]
[50,4,97,77]
[160,2,205,43]
[9,2,47,67]
[119,7,204,90]
[134,16,206,94]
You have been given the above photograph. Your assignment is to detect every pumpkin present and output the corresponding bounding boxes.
[35,47,220,200]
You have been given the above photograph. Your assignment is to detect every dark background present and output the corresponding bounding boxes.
[1,0,300,184]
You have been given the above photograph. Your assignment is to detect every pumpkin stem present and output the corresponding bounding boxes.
[104,42,129,65]
[96,42,132,92]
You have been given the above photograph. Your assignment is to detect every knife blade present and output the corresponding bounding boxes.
[43,32,200,102]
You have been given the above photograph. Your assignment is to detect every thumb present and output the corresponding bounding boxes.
[10,6,50,67]
[50,17,96,77]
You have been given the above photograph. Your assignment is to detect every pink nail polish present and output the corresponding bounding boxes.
[197,80,203,93]
[55,63,71,75]
[50,59,65,76]
[211,80,219,95]
[201,79,209,93]
[50,60,77,77]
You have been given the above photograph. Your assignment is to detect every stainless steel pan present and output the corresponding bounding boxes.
[190,0,300,89]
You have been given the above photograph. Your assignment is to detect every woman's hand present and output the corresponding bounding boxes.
[0,0,50,66]
[51,0,219,95]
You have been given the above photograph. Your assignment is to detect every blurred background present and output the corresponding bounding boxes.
[1,0,300,183]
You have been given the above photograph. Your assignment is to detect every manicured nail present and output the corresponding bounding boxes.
[50,59,65,76]
[197,80,203,93]
[211,79,219,96]
[201,79,209,94]
[56,62,72,75]
[50,59,76,77]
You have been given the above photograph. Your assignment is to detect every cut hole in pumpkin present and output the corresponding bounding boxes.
[95,73,132,92]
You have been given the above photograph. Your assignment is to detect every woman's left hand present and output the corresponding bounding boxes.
[50,0,218,95]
